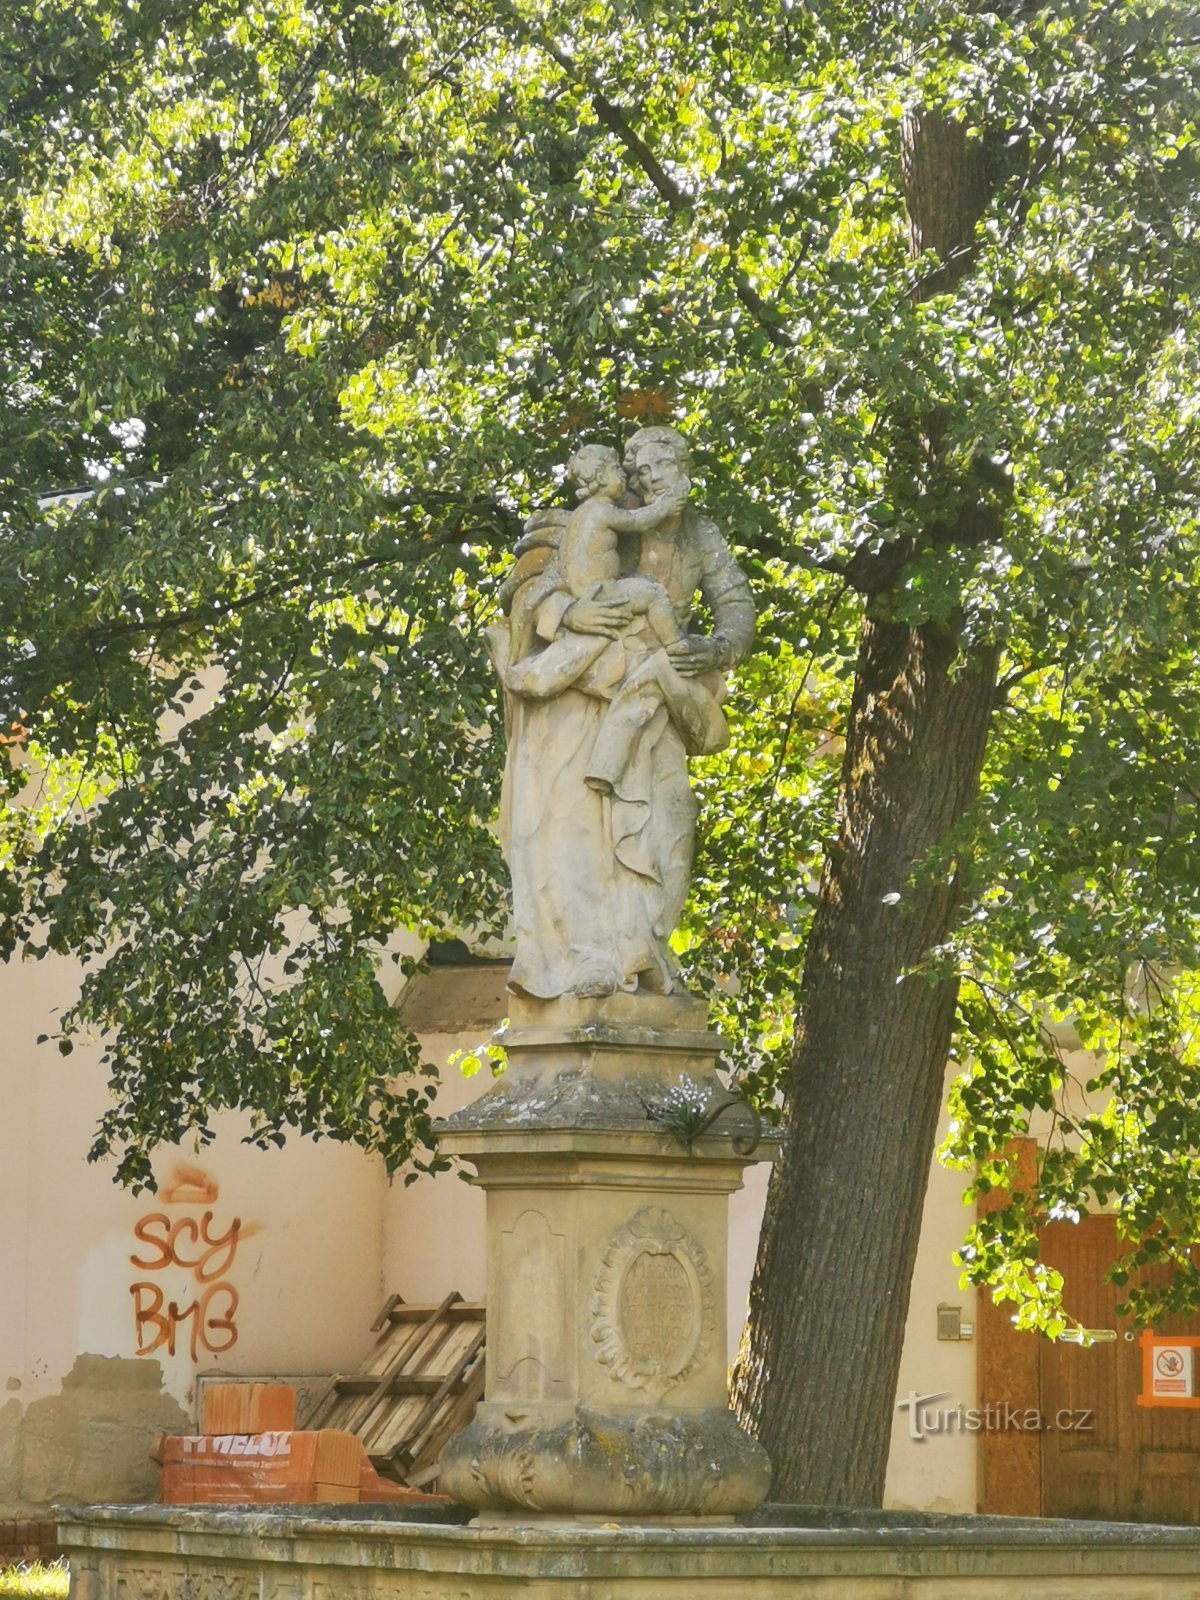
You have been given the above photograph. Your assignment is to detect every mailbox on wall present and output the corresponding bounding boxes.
[1138,1332,1200,1408]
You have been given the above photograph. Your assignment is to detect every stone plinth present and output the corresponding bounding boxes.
[59,1503,1200,1597]
[432,991,775,1520]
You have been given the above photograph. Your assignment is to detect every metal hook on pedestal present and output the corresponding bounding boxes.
[692,1090,763,1157]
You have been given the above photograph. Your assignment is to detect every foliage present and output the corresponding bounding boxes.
[448,1038,508,1080]
[2,0,1200,1327]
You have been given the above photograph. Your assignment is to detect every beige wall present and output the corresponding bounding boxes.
[0,950,386,1515]
[382,1032,487,1308]
[884,1099,977,1513]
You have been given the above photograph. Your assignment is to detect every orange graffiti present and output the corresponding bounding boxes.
[131,1282,240,1361]
[131,1212,243,1283]
[160,1161,220,1205]
[130,1202,256,1361]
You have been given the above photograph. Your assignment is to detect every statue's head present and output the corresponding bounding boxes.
[567,442,625,501]
[623,426,692,503]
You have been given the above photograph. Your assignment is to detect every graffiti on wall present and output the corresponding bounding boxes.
[129,1165,258,1362]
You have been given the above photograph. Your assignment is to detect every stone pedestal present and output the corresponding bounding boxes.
[433,991,775,1521]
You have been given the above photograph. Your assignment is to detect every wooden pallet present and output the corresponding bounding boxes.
[301,1293,485,1489]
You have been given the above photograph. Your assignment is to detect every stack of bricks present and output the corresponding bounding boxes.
[160,1383,445,1507]
[0,1517,59,1564]
[198,1382,296,1438]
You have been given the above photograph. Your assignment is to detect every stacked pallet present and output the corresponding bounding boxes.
[301,1292,486,1489]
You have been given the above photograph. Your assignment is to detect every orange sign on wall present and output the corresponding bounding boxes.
[1138,1333,1200,1408]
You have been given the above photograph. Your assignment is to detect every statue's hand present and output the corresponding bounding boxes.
[666,634,725,676]
[658,477,691,515]
[564,595,633,640]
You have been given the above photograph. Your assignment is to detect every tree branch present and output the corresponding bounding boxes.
[533,32,793,349]
[85,494,514,646]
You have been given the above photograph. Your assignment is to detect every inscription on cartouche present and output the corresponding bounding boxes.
[590,1205,713,1396]
[619,1249,693,1365]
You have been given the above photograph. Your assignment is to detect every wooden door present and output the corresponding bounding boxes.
[1039,1216,1200,1522]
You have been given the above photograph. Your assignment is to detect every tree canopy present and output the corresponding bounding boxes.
[2,0,1199,1359]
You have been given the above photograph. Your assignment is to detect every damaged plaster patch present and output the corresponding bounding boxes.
[0,1399,22,1509]
[13,1354,188,1510]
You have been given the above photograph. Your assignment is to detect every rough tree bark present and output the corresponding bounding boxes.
[732,106,1004,1504]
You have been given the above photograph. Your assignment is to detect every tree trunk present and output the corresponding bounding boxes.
[733,620,998,1503]
[732,108,1000,1505]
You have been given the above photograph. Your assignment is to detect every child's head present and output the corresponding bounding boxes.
[567,442,625,501]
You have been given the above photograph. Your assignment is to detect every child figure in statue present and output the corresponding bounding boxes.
[502,442,686,707]
[558,442,686,652]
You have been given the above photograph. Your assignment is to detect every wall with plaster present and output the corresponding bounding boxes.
[882,1096,978,1514]
[0,948,387,1516]
[382,1031,488,1308]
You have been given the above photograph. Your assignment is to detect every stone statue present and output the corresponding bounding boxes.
[488,425,754,1001]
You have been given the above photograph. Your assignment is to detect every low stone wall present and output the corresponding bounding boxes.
[59,1503,1200,1597]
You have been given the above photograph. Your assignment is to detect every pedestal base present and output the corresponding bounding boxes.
[439,1402,770,1517]
[433,991,777,1521]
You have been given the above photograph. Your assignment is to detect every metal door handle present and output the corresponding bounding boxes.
[1060,1327,1118,1344]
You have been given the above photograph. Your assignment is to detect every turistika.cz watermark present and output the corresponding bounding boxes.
[897,1390,1095,1443]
